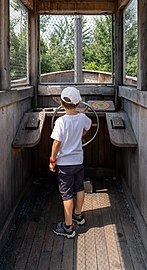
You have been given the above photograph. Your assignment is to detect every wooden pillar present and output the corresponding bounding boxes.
[0,0,10,90]
[114,10,124,107]
[137,0,147,90]
[74,15,83,83]
[29,3,39,107]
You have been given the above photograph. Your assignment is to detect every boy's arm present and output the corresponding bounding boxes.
[82,128,88,137]
[49,140,61,172]
[82,128,89,144]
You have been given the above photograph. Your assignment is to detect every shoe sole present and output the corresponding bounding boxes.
[72,218,85,225]
[52,229,76,238]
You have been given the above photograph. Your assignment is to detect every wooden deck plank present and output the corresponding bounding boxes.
[25,223,46,270]
[98,190,122,269]
[10,220,30,267]
[0,179,147,270]
[61,238,74,270]
[74,231,85,270]
[14,222,38,270]
[109,190,134,270]
[115,191,147,270]
[83,194,98,270]
[49,197,64,270]
[37,195,61,270]
[14,183,50,270]
[92,193,109,270]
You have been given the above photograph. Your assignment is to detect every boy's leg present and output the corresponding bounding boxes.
[63,198,73,225]
[74,190,85,215]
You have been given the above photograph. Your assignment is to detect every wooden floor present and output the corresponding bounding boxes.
[0,177,147,270]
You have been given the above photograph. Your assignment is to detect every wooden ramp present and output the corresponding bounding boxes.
[0,178,147,270]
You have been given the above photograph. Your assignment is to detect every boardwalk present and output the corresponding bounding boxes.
[0,177,147,270]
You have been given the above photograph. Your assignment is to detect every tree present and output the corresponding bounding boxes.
[83,15,112,72]
[40,12,137,79]
[40,16,74,73]
[125,2,138,77]
[10,0,28,80]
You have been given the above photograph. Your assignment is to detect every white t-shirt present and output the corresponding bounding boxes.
[51,113,92,165]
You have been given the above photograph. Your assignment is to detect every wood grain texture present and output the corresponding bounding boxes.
[1,181,147,269]
[12,112,46,148]
[36,0,117,13]
[106,110,138,147]
[21,0,33,9]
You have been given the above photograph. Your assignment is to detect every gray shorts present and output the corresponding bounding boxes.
[57,164,84,201]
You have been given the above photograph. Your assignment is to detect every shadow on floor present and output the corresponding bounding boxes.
[0,176,147,270]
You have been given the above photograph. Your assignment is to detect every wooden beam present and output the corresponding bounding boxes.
[118,0,130,10]
[36,0,117,14]
[20,0,33,10]
[137,0,147,90]
[29,5,39,106]
[114,10,124,107]
[0,0,10,90]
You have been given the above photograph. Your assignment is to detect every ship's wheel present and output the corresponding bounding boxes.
[51,101,99,147]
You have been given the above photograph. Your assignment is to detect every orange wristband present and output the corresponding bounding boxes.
[50,157,56,163]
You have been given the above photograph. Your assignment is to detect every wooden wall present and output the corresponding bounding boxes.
[0,90,33,247]
[119,85,147,251]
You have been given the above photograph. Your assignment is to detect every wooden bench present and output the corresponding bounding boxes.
[106,110,138,147]
[12,112,46,148]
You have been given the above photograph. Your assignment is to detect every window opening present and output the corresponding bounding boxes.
[10,0,29,86]
[40,15,112,84]
[124,0,138,85]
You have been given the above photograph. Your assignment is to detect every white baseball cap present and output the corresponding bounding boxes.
[61,87,82,105]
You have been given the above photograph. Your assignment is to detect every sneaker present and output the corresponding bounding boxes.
[72,212,85,225]
[52,221,76,238]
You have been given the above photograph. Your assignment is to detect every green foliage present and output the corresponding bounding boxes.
[125,2,138,77]
[40,16,74,73]
[83,16,112,72]
[84,62,99,71]
[40,15,113,75]
[10,2,138,81]
[10,0,27,80]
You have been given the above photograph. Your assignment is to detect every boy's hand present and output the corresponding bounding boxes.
[49,162,56,172]
[77,106,88,113]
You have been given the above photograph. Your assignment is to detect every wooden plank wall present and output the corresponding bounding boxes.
[120,98,147,225]
[0,98,32,233]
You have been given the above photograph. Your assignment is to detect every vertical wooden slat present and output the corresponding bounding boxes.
[114,10,124,107]
[137,0,147,90]
[0,0,10,90]
[29,3,39,106]
[74,16,83,83]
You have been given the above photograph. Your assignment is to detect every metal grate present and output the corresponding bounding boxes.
[10,0,28,85]
[40,15,112,84]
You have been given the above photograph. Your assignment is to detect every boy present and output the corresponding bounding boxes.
[49,87,92,238]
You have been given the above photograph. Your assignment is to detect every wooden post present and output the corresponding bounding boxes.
[114,10,124,108]
[137,0,147,90]
[74,15,83,83]
[0,0,10,90]
[29,3,39,107]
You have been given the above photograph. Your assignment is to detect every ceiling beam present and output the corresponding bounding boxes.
[36,0,117,14]
[118,0,130,10]
[20,0,33,10]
